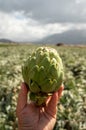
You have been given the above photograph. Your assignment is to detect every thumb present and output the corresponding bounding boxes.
[16,82,29,115]
[45,85,64,117]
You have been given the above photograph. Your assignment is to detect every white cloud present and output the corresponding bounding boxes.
[0,11,86,42]
[76,0,85,4]
[0,11,69,41]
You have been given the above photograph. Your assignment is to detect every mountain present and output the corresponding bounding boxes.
[40,29,86,44]
[0,38,14,43]
[1,29,86,45]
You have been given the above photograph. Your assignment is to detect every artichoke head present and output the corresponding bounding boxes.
[22,47,64,105]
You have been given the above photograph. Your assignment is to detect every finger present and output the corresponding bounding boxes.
[45,85,64,116]
[47,85,64,109]
[16,82,29,115]
[58,84,64,101]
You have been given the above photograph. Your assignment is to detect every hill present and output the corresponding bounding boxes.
[0,38,14,43]
[40,29,86,44]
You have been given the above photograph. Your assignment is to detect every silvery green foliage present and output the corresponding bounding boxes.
[22,47,64,105]
[0,44,86,130]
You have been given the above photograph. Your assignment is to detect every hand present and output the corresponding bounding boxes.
[16,83,64,130]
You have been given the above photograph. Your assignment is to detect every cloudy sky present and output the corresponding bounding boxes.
[0,0,86,42]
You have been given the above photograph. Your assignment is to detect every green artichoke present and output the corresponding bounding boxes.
[22,47,64,105]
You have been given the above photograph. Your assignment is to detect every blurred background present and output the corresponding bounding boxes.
[0,0,86,130]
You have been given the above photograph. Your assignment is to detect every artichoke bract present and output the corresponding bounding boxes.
[22,47,64,105]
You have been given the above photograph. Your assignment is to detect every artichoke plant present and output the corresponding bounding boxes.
[22,47,64,105]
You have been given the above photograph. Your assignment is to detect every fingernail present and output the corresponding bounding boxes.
[60,84,64,92]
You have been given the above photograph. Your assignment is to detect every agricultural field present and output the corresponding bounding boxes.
[0,43,86,130]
